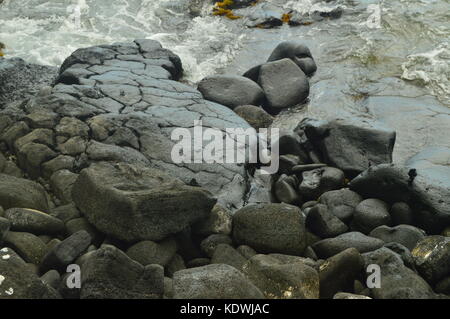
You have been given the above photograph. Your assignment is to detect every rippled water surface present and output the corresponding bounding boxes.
[1,0,449,160]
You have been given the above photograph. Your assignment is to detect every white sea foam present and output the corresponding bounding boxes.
[402,42,450,105]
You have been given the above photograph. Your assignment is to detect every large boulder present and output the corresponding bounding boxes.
[173,264,264,299]
[72,162,216,243]
[369,225,425,251]
[81,245,164,299]
[232,203,307,255]
[0,174,49,211]
[363,247,435,299]
[258,58,309,109]
[0,248,60,299]
[242,254,319,299]
[411,236,450,284]
[198,75,265,109]
[350,147,450,233]
[298,118,395,177]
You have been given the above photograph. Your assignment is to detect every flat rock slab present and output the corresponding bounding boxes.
[0,39,253,210]
[72,162,216,243]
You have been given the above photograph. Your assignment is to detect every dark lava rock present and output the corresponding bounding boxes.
[0,248,60,299]
[40,230,92,274]
[363,247,435,299]
[411,236,450,284]
[232,203,307,255]
[258,58,309,109]
[72,162,216,243]
[198,75,265,109]
[0,174,49,211]
[80,245,164,299]
[370,224,425,251]
[306,204,348,238]
[351,199,391,234]
[4,208,65,235]
[319,248,364,299]
[126,238,177,267]
[234,105,273,129]
[242,254,319,299]
[312,232,384,259]
[298,118,395,177]
[173,263,264,299]
[319,188,363,223]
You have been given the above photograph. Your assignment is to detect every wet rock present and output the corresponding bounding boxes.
[351,199,391,234]
[234,105,273,129]
[240,2,284,29]
[193,204,232,236]
[267,41,316,76]
[0,173,49,211]
[363,247,435,299]
[42,155,75,179]
[0,248,60,299]
[319,248,364,299]
[198,75,265,109]
[173,264,264,299]
[126,238,177,267]
[40,230,92,274]
[3,231,47,265]
[370,225,425,251]
[319,188,363,223]
[298,118,395,177]
[81,245,164,299]
[243,254,319,299]
[435,276,450,295]
[390,202,414,225]
[186,258,210,268]
[232,203,307,255]
[211,244,247,271]
[4,208,65,235]
[0,57,57,107]
[412,236,450,284]
[298,167,345,200]
[350,148,450,232]
[49,203,81,223]
[306,204,348,238]
[72,162,216,243]
[258,58,309,109]
[312,232,384,259]
[17,142,57,178]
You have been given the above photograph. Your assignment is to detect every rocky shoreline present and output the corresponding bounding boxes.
[0,39,449,299]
